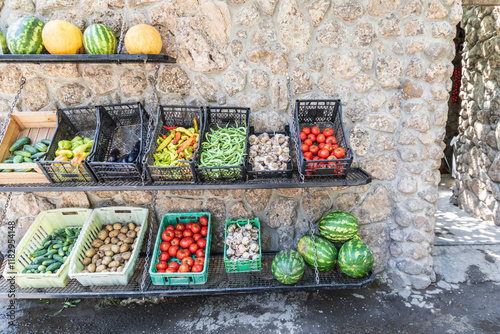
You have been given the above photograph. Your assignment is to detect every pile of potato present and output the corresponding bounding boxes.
[80,222,140,274]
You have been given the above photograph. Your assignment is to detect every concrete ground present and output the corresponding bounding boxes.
[2,173,500,333]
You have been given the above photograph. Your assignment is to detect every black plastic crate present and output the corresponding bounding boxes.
[295,100,353,178]
[86,103,149,183]
[196,107,249,182]
[246,126,293,180]
[37,106,99,183]
[143,105,203,184]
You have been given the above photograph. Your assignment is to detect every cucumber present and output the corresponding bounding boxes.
[53,254,65,263]
[58,248,65,257]
[42,259,56,266]
[25,264,40,270]
[46,262,62,272]
[41,139,51,146]
[34,142,48,152]
[34,270,40,273]
[3,157,14,162]
[14,168,33,172]
[48,254,53,259]
[22,268,28,273]
[42,235,53,244]
[13,150,31,158]
[43,240,52,248]
[65,228,74,237]
[34,256,49,264]
[23,145,38,154]
[46,249,58,255]
[12,155,23,164]
[37,265,46,271]
[23,157,33,163]
[31,152,46,160]
[52,243,63,249]
[62,246,69,252]
[1,169,13,172]
[9,137,30,152]
[30,249,48,258]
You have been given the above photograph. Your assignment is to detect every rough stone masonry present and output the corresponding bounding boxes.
[0,0,461,289]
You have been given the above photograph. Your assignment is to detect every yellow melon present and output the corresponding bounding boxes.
[124,24,162,55]
[42,20,83,55]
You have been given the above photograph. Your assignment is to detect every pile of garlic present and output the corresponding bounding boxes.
[225,221,260,261]
[248,132,290,171]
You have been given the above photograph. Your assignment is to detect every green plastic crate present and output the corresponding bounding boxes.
[223,218,262,273]
[149,212,212,285]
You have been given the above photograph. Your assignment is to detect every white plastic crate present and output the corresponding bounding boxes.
[68,207,148,286]
[3,208,92,288]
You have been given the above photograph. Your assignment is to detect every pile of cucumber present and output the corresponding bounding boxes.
[22,228,80,274]
[2,137,51,172]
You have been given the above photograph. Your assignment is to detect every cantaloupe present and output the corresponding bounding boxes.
[124,24,162,55]
[42,20,83,54]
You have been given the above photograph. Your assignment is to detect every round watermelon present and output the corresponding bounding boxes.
[297,234,337,272]
[83,24,117,55]
[338,239,374,278]
[7,17,45,54]
[0,31,8,54]
[272,250,305,285]
[318,210,358,243]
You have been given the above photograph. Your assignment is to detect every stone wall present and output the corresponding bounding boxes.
[0,0,462,289]
[454,6,500,225]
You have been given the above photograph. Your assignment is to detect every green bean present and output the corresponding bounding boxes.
[199,124,247,168]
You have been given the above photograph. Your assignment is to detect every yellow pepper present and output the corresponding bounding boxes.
[157,130,175,152]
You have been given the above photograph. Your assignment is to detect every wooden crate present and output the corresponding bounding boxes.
[0,112,57,184]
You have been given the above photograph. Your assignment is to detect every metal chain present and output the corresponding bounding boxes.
[140,64,160,185]
[116,0,129,54]
[141,190,158,292]
[0,193,12,228]
[286,76,320,285]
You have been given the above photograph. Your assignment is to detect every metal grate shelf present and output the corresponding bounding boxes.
[0,168,371,192]
[0,54,176,63]
[0,252,374,299]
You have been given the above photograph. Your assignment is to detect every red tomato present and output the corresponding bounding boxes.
[333,147,346,159]
[191,223,201,234]
[163,230,175,241]
[166,225,175,230]
[316,134,326,143]
[196,249,205,258]
[168,246,179,258]
[157,269,166,273]
[176,223,186,231]
[307,134,316,142]
[192,264,203,273]
[156,261,168,271]
[323,128,334,137]
[323,144,333,152]
[311,126,321,135]
[160,241,171,252]
[194,257,204,265]
[189,243,199,254]
[301,144,309,153]
[159,252,170,262]
[177,249,191,260]
[199,216,209,226]
[166,268,177,273]
[186,222,194,230]
[303,139,313,147]
[197,238,207,249]
[200,226,208,237]
[309,145,319,155]
[313,156,321,160]
[318,149,330,159]
[325,136,337,145]
[168,261,180,270]
[171,237,180,247]
[183,230,193,238]
[180,237,194,249]
[304,152,313,160]
[332,144,339,150]
[318,143,325,150]
[300,132,306,141]
[179,264,191,273]
[302,127,311,135]
[182,257,194,267]
[174,230,183,238]
[193,233,203,241]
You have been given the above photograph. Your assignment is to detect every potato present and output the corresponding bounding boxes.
[113,223,122,230]
[113,254,123,263]
[105,250,114,257]
[99,244,112,252]
[97,250,105,258]
[135,226,141,233]
[85,248,96,258]
[104,237,111,244]
[117,241,123,246]
[108,261,120,268]
[117,266,124,272]
[97,230,109,240]
[102,256,112,266]
[111,245,120,254]
[111,237,120,244]
[128,223,136,231]
[96,259,103,266]
[120,226,129,234]
[119,244,130,253]
[92,254,99,264]
[87,263,96,273]
[91,239,104,248]
[118,233,127,241]
[109,230,119,238]
[82,257,92,266]
[81,270,89,273]
[105,224,113,232]
[111,267,117,272]
[124,237,134,244]
[121,251,132,260]
[126,231,137,239]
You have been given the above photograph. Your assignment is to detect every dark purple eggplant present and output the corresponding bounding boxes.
[127,141,141,163]
[108,148,121,162]
[117,154,129,163]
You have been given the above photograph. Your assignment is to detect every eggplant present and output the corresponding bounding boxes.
[108,148,121,162]
[127,141,141,163]
[117,154,129,163]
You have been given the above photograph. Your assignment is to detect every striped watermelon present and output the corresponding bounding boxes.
[83,24,117,54]
[297,234,337,272]
[318,210,358,243]
[272,250,305,285]
[0,31,8,54]
[338,239,374,278]
[7,17,45,54]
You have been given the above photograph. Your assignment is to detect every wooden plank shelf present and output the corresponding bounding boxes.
[0,54,176,63]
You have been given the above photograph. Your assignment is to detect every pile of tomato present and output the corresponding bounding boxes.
[155,215,209,274]
[300,126,346,174]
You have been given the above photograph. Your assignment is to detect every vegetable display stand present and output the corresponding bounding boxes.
[0,111,56,184]
[149,212,212,285]
[37,106,99,183]
[224,218,262,273]
[69,207,148,286]
[3,208,91,288]
[196,107,250,182]
[295,100,353,178]
[143,105,203,184]
[87,103,149,183]
[246,126,294,180]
